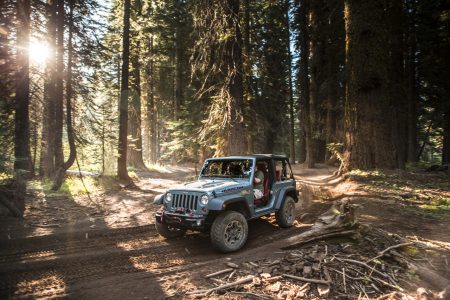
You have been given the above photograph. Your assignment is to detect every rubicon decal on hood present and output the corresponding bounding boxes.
[220,186,245,193]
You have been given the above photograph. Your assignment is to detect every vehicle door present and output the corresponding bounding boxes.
[272,158,295,204]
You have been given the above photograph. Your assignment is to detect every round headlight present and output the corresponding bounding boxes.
[200,195,208,205]
[165,192,172,202]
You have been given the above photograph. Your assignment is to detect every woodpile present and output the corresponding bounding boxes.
[186,201,449,299]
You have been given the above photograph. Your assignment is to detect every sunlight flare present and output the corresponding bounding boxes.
[29,40,50,65]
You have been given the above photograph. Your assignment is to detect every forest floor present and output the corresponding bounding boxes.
[0,164,449,299]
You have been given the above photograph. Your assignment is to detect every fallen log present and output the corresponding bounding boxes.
[282,200,360,249]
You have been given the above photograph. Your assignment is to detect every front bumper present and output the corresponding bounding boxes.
[155,209,207,230]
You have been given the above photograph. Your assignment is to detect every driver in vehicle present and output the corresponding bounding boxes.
[253,162,265,199]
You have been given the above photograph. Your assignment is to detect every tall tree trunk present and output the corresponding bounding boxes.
[310,0,328,164]
[117,0,131,180]
[40,0,57,177]
[175,25,183,120]
[389,0,406,168]
[344,0,398,170]
[52,0,77,191]
[225,0,246,155]
[442,109,450,165]
[406,0,418,162]
[298,0,313,167]
[127,42,146,169]
[146,35,157,164]
[324,0,344,163]
[243,0,255,154]
[285,1,296,164]
[14,0,33,174]
[54,0,64,170]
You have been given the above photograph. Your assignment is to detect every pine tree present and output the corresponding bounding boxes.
[193,0,246,156]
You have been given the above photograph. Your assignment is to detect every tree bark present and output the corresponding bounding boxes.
[127,41,146,170]
[285,2,296,164]
[309,0,327,165]
[442,109,450,165]
[175,22,183,121]
[324,0,344,163]
[52,0,77,191]
[388,0,406,168]
[54,0,65,170]
[344,0,398,170]
[40,0,57,177]
[297,0,313,167]
[225,0,246,156]
[406,0,418,163]
[243,0,255,154]
[118,0,131,180]
[14,0,33,175]
[146,35,157,164]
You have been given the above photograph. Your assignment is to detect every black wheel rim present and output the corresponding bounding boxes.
[284,201,294,223]
[224,220,244,247]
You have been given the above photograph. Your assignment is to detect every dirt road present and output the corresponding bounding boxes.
[0,165,448,299]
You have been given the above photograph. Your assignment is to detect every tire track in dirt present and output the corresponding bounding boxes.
[0,213,310,299]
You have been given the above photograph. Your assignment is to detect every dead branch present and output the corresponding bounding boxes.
[282,274,331,285]
[205,268,234,278]
[366,242,414,263]
[336,257,390,279]
[229,291,272,300]
[186,275,255,296]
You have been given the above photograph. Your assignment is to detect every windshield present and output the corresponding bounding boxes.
[200,159,253,179]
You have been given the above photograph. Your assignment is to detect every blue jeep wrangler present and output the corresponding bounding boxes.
[154,154,299,253]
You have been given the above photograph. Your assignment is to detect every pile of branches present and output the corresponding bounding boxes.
[187,236,447,299]
[185,202,449,299]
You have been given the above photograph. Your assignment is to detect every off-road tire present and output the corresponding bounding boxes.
[275,196,296,228]
[155,221,187,239]
[210,211,248,253]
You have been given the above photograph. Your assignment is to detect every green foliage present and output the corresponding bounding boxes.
[28,174,122,197]
[162,118,200,162]
[405,161,434,171]
[29,176,96,197]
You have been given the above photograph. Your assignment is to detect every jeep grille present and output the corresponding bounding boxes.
[170,193,199,211]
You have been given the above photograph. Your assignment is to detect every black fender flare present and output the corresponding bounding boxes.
[275,187,298,209]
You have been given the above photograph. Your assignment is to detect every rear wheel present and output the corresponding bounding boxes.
[275,196,296,228]
[210,211,248,253]
[155,221,187,239]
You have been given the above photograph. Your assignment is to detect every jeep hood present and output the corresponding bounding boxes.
[169,178,249,194]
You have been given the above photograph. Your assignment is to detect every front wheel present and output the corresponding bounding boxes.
[275,196,296,228]
[210,211,248,253]
[155,221,187,239]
